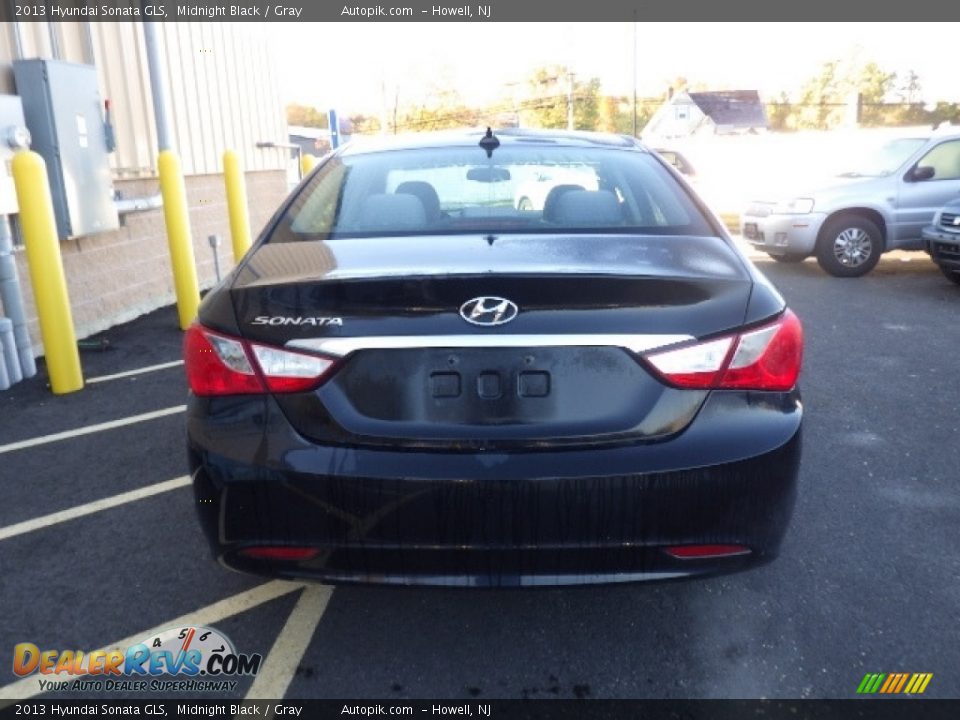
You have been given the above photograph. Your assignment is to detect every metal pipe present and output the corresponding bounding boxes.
[12,23,24,59]
[0,319,10,391]
[143,22,174,152]
[82,22,96,65]
[208,234,222,283]
[115,193,163,216]
[144,22,199,329]
[256,141,303,179]
[47,23,62,60]
[632,19,638,137]
[0,316,18,387]
[0,215,37,379]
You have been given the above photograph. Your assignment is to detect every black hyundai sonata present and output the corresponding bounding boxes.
[185,128,803,586]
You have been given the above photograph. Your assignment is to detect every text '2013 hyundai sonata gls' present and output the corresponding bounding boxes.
[185,128,803,586]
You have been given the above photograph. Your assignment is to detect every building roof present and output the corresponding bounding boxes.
[686,91,768,129]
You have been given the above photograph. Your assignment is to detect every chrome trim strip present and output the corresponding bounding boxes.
[286,334,695,357]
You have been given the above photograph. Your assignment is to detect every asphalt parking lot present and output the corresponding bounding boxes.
[1,246,958,702]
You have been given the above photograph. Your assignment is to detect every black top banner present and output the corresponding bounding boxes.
[2,0,959,22]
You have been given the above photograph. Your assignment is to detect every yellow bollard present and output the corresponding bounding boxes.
[300,153,317,178]
[157,149,200,330]
[11,151,83,394]
[222,150,252,263]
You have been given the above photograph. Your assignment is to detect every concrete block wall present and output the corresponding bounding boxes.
[7,169,288,356]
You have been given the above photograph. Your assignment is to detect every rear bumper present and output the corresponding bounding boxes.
[188,391,802,586]
[923,225,960,271]
[741,212,826,256]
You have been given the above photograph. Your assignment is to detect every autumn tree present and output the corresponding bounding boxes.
[766,92,794,131]
[286,103,328,128]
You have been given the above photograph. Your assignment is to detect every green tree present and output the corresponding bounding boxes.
[522,66,601,131]
[929,102,960,127]
[857,62,896,126]
[793,59,897,129]
[796,60,842,129]
[894,70,922,104]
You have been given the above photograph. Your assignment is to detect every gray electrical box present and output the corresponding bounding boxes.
[0,95,30,216]
[13,59,118,239]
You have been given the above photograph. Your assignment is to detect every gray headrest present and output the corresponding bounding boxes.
[354,193,426,231]
[542,184,586,223]
[395,181,442,221]
[548,190,622,226]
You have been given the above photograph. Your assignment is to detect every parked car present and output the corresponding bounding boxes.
[922,198,960,285]
[513,165,599,211]
[185,128,803,586]
[741,127,960,277]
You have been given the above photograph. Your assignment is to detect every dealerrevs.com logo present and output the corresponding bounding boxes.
[13,626,262,693]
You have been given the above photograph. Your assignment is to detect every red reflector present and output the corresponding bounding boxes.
[239,547,320,561]
[664,544,751,559]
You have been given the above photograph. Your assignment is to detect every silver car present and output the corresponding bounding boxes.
[742,127,960,277]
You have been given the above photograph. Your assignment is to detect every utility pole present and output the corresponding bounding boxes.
[379,77,388,136]
[567,71,575,130]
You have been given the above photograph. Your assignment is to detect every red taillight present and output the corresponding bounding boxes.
[238,546,320,561]
[664,544,751,559]
[183,324,264,395]
[644,310,803,391]
[248,342,336,393]
[183,324,337,397]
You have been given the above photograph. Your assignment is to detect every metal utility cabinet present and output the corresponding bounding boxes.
[13,59,119,240]
[0,94,29,216]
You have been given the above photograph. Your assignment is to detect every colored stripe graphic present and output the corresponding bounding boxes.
[857,672,932,694]
[893,673,910,693]
[905,673,933,694]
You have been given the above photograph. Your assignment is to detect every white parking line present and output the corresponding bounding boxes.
[244,586,333,700]
[0,405,186,455]
[0,475,191,542]
[0,580,306,704]
[87,360,184,384]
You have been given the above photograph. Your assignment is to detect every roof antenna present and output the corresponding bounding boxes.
[479,127,500,158]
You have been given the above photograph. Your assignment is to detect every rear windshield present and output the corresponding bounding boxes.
[266,144,715,243]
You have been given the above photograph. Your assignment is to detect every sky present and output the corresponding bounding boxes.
[267,22,959,114]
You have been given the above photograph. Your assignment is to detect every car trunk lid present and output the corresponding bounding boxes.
[229,234,753,449]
